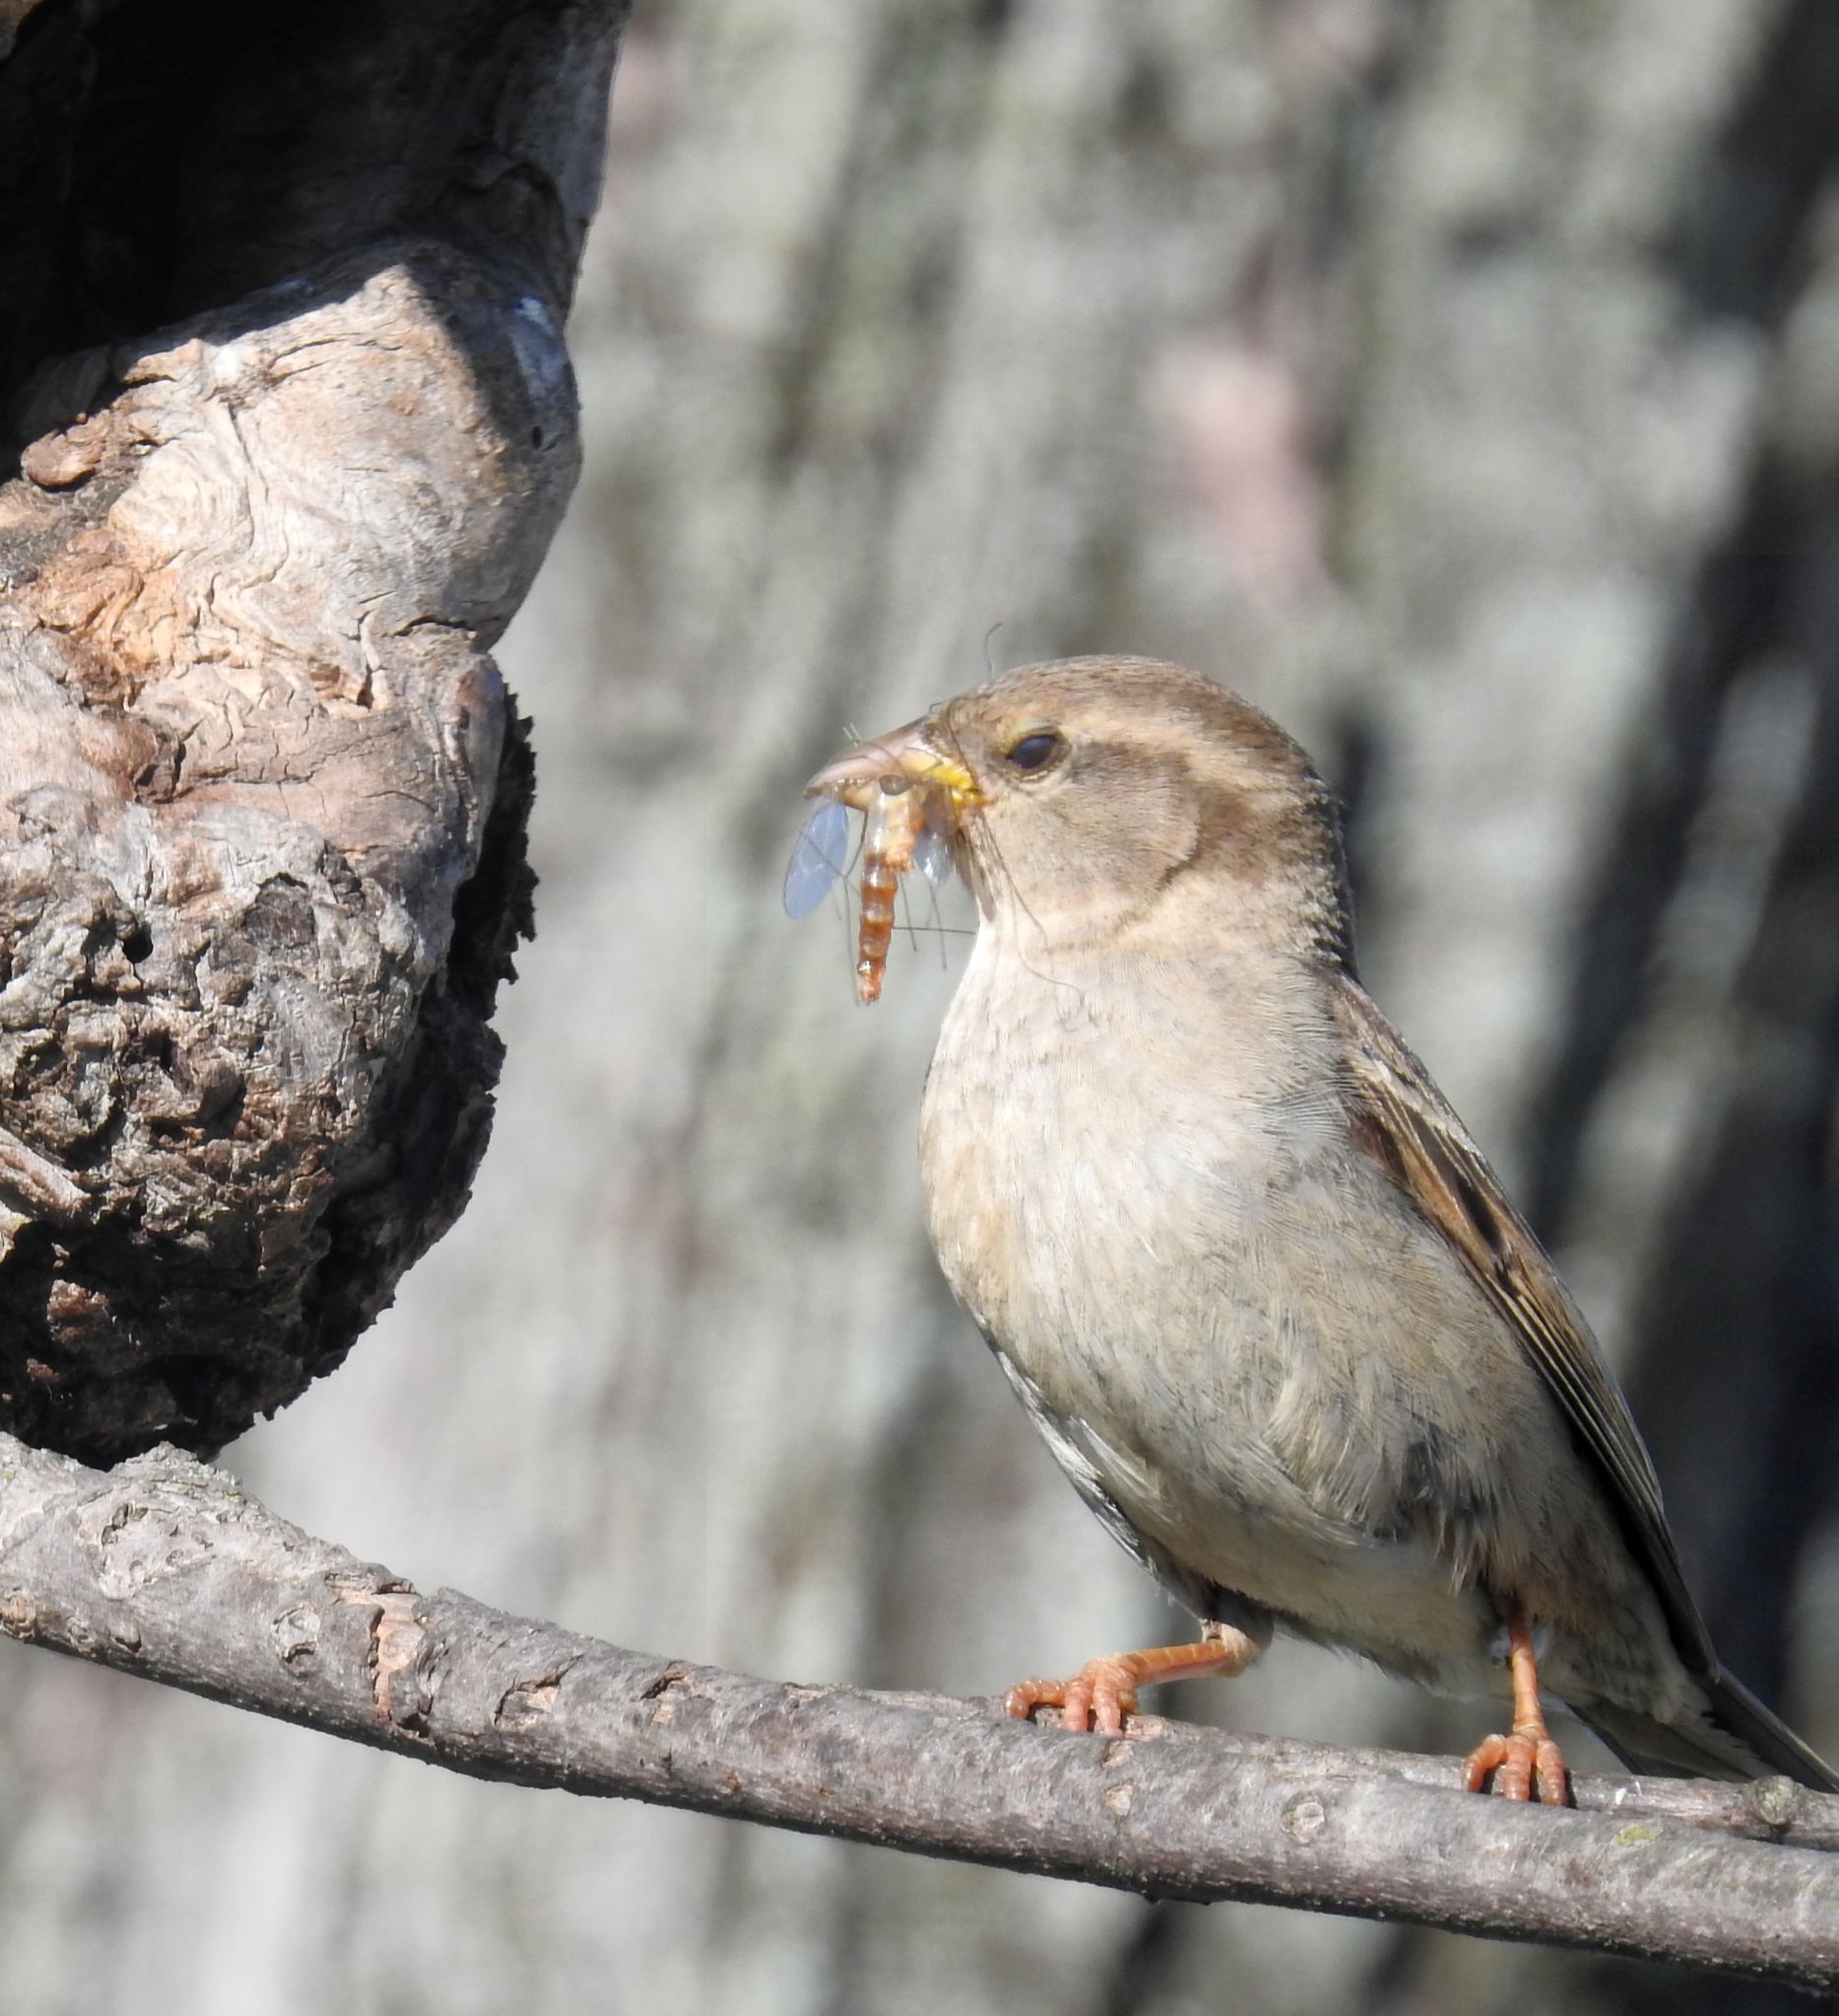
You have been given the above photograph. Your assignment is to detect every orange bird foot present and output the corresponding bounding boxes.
[1464,1607,1572,1804]
[1464,1727,1570,1804]
[1005,1633,1257,1736]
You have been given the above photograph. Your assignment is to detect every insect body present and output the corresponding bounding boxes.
[854,782,925,1003]
[783,778,955,1004]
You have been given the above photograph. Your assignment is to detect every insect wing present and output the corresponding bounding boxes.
[783,796,851,918]
[912,790,956,887]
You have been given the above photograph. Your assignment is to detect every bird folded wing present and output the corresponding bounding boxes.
[1328,975,1718,1677]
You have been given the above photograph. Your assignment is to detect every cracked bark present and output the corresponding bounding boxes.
[0,1,628,1458]
[0,1434,1835,1990]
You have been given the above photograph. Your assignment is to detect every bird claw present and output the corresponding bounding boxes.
[1006,1659,1141,1735]
[1005,1634,1258,1733]
[1463,1727,1570,1805]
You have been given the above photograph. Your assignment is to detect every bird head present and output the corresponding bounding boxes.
[807,656,1353,965]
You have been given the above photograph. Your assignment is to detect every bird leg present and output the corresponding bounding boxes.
[1005,1619,1262,1736]
[1463,1609,1570,1804]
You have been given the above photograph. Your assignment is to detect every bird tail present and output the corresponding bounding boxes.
[1580,1669,1839,1792]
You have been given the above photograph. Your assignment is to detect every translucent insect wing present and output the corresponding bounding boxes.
[912,791,957,888]
[783,796,852,918]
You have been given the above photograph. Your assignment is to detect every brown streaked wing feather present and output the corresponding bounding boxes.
[1328,976,1716,1675]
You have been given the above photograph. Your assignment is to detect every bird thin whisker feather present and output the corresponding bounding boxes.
[964,801,1084,1007]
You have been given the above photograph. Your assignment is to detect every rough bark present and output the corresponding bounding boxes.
[1,1433,1835,1989]
[0,1,625,1458]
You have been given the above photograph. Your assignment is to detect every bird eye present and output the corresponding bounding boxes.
[1002,729,1064,775]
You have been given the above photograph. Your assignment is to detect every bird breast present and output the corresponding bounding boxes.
[918,928,1642,1690]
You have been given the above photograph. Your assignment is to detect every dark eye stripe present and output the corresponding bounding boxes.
[1004,730,1063,773]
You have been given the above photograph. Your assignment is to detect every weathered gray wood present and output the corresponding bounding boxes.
[0,1433,1835,1988]
[0,1,627,1459]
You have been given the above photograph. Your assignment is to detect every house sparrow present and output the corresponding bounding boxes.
[805,655,1837,1800]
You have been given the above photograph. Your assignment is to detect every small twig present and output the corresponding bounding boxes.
[0,1435,1834,1987]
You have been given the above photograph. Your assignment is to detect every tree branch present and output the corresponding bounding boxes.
[0,1435,1833,1987]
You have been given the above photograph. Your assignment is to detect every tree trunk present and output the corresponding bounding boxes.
[0,0,624,1457]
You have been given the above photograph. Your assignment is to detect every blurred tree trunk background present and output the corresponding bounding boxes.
[4,2,1837,2013]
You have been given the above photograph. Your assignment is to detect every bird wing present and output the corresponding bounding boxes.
[1328,974,1717,1675]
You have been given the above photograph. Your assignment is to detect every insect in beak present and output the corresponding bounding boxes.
[784,719,980,1002]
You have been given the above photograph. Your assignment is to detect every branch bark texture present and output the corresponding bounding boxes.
[0,1,626,1459]
[0,1434,1834,1990]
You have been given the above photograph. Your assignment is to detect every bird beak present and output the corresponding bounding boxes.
[804,717,983,814]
